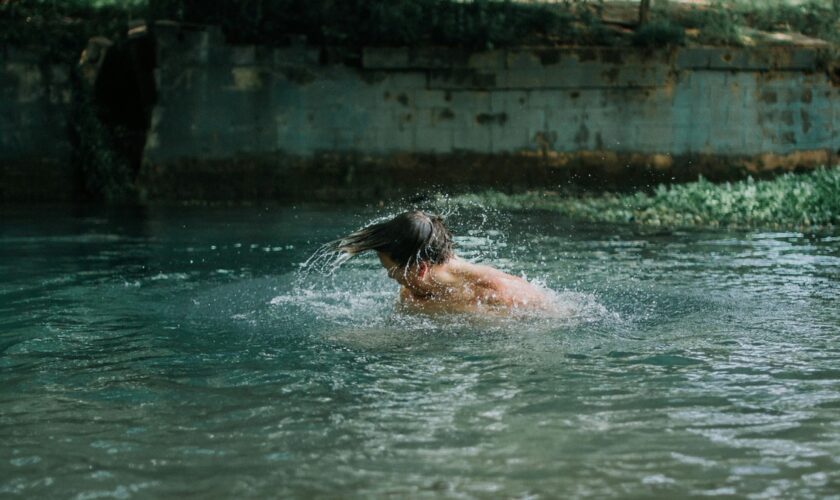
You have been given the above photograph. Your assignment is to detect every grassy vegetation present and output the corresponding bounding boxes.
[444,168,840,231]
[743,0,840,45]
[660,0,840,47]
[0,0,145,62]
[145,0,591,49]
[144,0,840,49]
[2,0,838,52]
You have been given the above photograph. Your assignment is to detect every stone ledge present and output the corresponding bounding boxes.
[363,47,472,69]
[362,46,823,73]
[676,47,818,71]
[136,150,838,202]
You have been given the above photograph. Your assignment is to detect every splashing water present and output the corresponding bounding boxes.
[294,204,616,326]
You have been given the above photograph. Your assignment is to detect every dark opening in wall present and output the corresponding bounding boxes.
[94,28,157,183]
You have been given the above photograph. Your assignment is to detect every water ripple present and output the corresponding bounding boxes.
[1,205,838,498]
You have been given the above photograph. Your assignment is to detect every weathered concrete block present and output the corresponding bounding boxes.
[332,127,358,149]
[230,46,256,66]
[593,122,636,151]
[524,109,547,137]
[635,124,675,152]
[725,71,756,89]
[346,86,387,112]
[340,106,378,133]
[560,63,608,89]
[742,132,764,155]
[796,123,834,148]
[499,106,543,136]
[491,125,529,153]
[707,49,770,71]
[676,48,710,69]
[471,110,510,129]
[574,88,609,109]
[382,117,416,151]
[490,91,528,113]
[364,47,475,69]
[722,74,753,106]
[546,64,603,89]
[379,88,413,110]
[417,107,459,128]
[382,71,427,90]
[228,67,265,92]
[709,126,745,153]
[675,47,818,72]
[726,101,753,128]
[273,47,320,67]
[468,51,505,70]
[506,50,543,70]
[412,89,451,108]
[362,128,386,152]
[519,62,668,89]
[672,122,710,153]
[362,47,409,69]
[543,103,579,126]
[527,90,558,108]
[786,49,818,71]
[416,126,454,153]
[412,48,469,68]
[293,120,337,153]
[429,69,497,90]
[448,90,492,110]
[451,123,490,152]
[497,68,545,89]
[532,48,564,67]
[612,65,669,88]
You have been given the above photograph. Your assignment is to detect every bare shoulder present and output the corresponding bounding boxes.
[460,262,548,308]
[460,262,527,287]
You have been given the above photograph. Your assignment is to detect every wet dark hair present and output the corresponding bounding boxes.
[325,210,454,267]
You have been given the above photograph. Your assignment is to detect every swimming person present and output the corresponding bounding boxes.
[319,210,550,314]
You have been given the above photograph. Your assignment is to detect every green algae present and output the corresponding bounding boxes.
[443,168,840,231]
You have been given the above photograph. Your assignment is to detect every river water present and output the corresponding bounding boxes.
[1,204,839,498]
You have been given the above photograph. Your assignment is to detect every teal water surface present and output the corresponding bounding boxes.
[1,204,839,498]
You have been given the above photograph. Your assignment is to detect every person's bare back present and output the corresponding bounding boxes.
[396,257,548,313]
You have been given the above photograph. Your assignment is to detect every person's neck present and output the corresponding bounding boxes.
[407,258,462,299]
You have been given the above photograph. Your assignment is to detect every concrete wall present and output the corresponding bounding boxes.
[2,22,838,202]
[142,23,839,200]
[0,49,76,201]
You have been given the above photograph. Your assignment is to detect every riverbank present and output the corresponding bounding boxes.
[444,167,840,231]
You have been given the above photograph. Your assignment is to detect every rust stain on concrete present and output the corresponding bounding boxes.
[800,110,812,133]
[760,90,778,104]
[475,112,507,125]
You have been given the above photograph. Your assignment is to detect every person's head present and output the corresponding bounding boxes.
[326,210,454,285]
